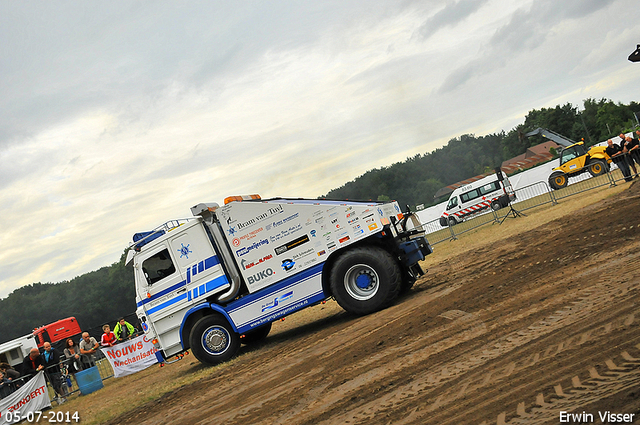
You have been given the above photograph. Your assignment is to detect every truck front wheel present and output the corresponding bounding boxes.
[330,246,401,315]
[189,315,240,365]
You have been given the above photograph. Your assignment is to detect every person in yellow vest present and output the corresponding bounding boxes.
[113,318,137,343]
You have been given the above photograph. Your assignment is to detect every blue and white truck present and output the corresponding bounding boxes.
[126,195,432,365]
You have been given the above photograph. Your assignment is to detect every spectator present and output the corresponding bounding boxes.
[79,332,100,369]
[42,342,67,403]
[101,324,117,347]
[619,134,638,176]
[0,362,20,381]
[22,348,44,381]
[63,338,83,375]
[606,139,632,182]
[113,318,137,343]
[625,136,640,174]
[0,367,20,399]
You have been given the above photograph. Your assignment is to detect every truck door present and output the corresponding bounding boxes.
[136,244,186,319]
[167,224,230,304]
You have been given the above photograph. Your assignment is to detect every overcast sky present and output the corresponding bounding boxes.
[1,0,639,299]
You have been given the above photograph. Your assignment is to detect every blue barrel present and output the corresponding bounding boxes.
[75,366,103,395]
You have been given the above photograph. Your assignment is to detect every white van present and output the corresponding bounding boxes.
[439,172,515,226]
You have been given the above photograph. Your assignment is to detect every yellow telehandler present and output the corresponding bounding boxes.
[524,128,611,190]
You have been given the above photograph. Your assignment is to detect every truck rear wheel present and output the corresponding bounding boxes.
[189,315,240,365]
[549,172,568,190]
[241,322,272,345]
[330,246,401,315]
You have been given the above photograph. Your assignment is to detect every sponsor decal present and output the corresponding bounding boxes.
[394,204,400,212]
[317,250,326,256]
[353,224,364,237]
[378,208,384,217]
[272,212,300,228]
[381,217,390,226]
[237,205,284,231]
[339,236,350,244]
[368,223,379,231]
[327,242,337,251]
[293,248,315,260]
[232,238,241,247]
[275,234,310,255]
[346,212,355,219]
[281,259,295,271]
[177,243,192,259]
[247,267,275,285]
[227,226,237,237]
[315,217,325,224]
[348,217,359,224]
[310,230,316,237]
[240,254,273,270]
[269,224,303,243]
[233,227,265,245]
[261,291,294,312]
[236,239,269,257]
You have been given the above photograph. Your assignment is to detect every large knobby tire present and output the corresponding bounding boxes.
[588,160,607,177]
[548,172,568,190]
[330,246,401,315]
[240,322,272,345]
[189,315,240,365]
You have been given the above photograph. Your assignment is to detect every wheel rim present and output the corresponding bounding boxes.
[344,264,379,300]
[554,175,566,186]
[201,325,230,356]
[592,163,603,174]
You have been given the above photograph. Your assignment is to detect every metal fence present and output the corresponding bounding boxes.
[419,157,635,247]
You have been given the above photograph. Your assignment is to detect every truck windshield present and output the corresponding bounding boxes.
[142,249,176,285]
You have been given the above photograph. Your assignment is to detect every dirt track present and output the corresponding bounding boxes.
[107,183,640,425]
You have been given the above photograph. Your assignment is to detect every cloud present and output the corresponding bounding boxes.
[436,0,621,94]
[416,0,490,40]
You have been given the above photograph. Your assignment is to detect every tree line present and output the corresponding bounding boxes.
[0,98,637,344]
[0,251,134,344]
